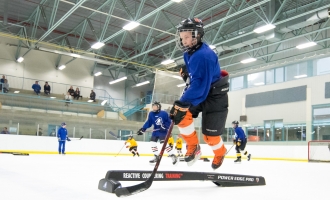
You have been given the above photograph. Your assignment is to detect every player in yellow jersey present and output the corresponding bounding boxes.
[125,135,140,157]
[166,136,174,157]
[176,136,183,157]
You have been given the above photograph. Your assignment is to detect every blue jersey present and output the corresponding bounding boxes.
[57,127,68,141]
[142,110,171,134]
[234,127,247,142]
[180,43,221,106]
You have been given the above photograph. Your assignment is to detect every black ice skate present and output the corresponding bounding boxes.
[247,154,251,161]
[149,155,159,164]
[170,154,178,165]
[184,144,201,166]
[234,157,241,163]
[211,155,225,170]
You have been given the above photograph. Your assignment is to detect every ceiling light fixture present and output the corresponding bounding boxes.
[123,21,140,30]
[171,0,183,2]
[161,59,175,65]
[296,42,317,49]
[91,42,105,49]
[17,57,24,63]
[58,65,66,70]
[14,91,20,93]
[253,24,276,34]
[241,58,257,64]
[135,81,150,87]
[94,72,102,76]
[109,76,127,84]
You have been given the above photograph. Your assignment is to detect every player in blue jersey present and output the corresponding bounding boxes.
[57,122,71,155]
[169,18,229,170]
[232,121,251,163]
[137,102,178,165]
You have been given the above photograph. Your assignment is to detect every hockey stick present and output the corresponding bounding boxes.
[109,131,121,139]
[226,144,235,155]
[70,136,84,141]
[115,144,125,157]
[115,121,174,197]
[0,152,29,156]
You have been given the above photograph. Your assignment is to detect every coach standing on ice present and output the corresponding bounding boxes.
[57,122,70,155]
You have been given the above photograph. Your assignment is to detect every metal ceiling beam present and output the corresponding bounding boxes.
[119,0,134,20]
[101,1,174,44]
[37,0,87,43]
[99,0,116,41]
[219,25,330,62]
[224,36,330,69]
[49,0,60,29]
[134,0,146,20]
[115,32,128,58]
[76,20,87,48]
[141,12,160,54]
[189,0,201,18]
[31,6,41,39]
[211,0,239,44]
[126,0,271,61]
[3,0,8,25]
[47,0,112,43]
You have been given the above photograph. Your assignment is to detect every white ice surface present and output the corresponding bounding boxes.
[0,154,328,200]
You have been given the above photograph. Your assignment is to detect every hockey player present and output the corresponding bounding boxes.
[170,18,229,170]
[175,136,183,157]
[125,135,140,157]
[57,122,71,155]
[167,135,174,157]
[138,102,178,165]
[232,121,251,163]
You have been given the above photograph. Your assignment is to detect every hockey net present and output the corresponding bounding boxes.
[308,141,330,162]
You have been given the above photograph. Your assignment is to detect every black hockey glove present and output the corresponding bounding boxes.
[137,128,145,135]
[180,65,189,82]
[170,100,191,125]
[67,137,71,142]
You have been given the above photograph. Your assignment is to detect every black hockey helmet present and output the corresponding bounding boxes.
[152,101,161,112]
[232,120,239,125]
[176,18,204,52]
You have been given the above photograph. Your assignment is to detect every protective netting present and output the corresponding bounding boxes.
[151,70,203,141]
[308,141,330,162]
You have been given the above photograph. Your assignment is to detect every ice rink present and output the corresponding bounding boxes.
[0,154,328,200]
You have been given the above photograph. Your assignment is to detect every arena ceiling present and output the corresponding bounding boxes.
[0,0,329,82]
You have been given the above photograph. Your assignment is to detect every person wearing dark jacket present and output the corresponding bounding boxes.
[57,122,71,154]
[68,86,75,97]
[74,88,82,100]
[90,90,96,102]
[32,81,41,95]
[44,82,51,95]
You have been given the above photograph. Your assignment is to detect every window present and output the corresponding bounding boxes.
[247,72,265,88]
[231,76,244,91]
[285,62,308,81]
[264,120,283,141]
[275,67,284,83]
[314,57,330,75]
[266,69,274,85]
[312,106,330,140]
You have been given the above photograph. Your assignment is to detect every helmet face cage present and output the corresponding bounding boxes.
[232,121,239,126]
[176,18,204,52]
[152,102,161,112]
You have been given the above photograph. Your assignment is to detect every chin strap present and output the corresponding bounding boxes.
[187,42,203,55]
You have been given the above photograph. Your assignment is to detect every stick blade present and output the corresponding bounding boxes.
[115,181,151,197]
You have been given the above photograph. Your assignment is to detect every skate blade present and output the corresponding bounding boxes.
[187,151,202,167]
